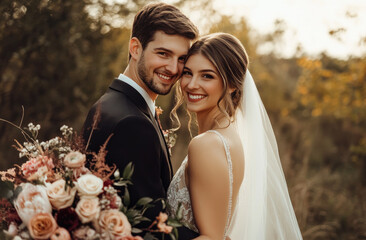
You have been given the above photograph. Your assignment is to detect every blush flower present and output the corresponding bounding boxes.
[76,174,103,198]
[156,212,173,234]
[21,155,54,180]
[47,179,76,210]
[14,183,52,225]
[64,151,86,169]
[98,209,131,238]
[75,197,100,223]
[28,212,57,239]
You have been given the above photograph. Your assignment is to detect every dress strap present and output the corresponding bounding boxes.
[207,130,233,239]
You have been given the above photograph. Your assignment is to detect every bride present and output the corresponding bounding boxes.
[167,33,302,240]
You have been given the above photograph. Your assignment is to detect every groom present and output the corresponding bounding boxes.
[82,2,199,239]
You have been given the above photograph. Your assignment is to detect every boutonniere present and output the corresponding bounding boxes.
[155,106,177,156]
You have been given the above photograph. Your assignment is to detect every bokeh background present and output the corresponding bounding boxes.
[0,0,365,239]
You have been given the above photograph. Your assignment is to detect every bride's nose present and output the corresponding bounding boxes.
[186,76,200,90]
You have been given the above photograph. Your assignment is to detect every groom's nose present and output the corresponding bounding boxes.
[165,59,179,75]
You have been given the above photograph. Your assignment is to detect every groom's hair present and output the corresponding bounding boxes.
[129,2,198,59]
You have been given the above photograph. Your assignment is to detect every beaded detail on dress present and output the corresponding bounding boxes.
[166,130,233,239]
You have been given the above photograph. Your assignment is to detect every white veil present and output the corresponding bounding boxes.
[227,71,302,239]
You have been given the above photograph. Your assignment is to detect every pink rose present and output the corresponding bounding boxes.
[28,212,57,239]
[98,209,131,238]
[14,183,52,225]
[64,151,86,168]
[47,179,76,210]
[75,198,100,223]
[50,227,71,240]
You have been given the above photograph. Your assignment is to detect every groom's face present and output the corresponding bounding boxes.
[137,31,191,96]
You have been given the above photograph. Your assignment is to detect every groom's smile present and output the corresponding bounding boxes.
[137,30,191,99]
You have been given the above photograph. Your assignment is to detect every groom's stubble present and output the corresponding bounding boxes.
[137,51,175,96]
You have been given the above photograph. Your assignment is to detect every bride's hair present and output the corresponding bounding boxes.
[171,33,249,131]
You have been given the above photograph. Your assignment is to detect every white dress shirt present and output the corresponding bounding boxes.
[117,74,155,116]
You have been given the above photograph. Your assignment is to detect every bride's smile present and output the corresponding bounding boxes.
[181,54,224,115]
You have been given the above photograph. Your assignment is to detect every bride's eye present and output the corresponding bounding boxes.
[202,74,214,79]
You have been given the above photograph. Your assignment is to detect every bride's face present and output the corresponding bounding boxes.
[180,53,224,114]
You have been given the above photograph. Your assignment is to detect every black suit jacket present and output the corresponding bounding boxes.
[82,79,199,239]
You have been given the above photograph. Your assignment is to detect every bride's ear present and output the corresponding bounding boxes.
[129,37,142,60]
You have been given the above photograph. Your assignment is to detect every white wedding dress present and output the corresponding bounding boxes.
[167,71,302,240]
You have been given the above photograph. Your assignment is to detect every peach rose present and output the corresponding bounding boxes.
[64,151,86,168]
[76,174,103,198]
[47,179,76,210]
[50,227,71,240]
[75,197,100,223]
[28,212,57,239]
[98,209,131,238]
[14,183,52,225]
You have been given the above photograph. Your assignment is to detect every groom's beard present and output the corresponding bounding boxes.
[137,53,174,95]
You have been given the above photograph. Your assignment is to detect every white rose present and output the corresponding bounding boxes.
[75,198,100,223]
[76,174,103,197]
[46,179,76,210]
[14,183,52,225]
[64,151,86,168]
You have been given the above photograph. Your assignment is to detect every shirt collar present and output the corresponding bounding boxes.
[117,74,155,116]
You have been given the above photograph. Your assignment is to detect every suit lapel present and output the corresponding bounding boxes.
[109,79,173,181]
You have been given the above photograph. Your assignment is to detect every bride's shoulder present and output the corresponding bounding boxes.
[188,131,226,164]
[189,131,222,150]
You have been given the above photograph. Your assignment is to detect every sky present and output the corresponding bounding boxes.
[184,0,366,59]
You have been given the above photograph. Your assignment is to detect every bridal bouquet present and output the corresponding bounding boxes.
[0,119,180,240]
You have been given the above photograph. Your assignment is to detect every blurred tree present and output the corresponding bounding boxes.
[0,0,156,169]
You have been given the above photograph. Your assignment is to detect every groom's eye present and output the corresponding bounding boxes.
[182,70,192,76]
[157,52,167,57]
[178,56,186,63]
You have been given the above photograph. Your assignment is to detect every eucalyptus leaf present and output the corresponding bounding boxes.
[167,219,182,228]
[169,232,177,240]
[173,227,179,239]
[132,228,143,233]
[113,181,127,187]
[143,232,157,240]
[122,162,134,180]
[123,188,130,207]
[177,204,183,220]
[135,197,153,207]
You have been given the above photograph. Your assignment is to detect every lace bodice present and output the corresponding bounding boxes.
[167,130,233,238]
